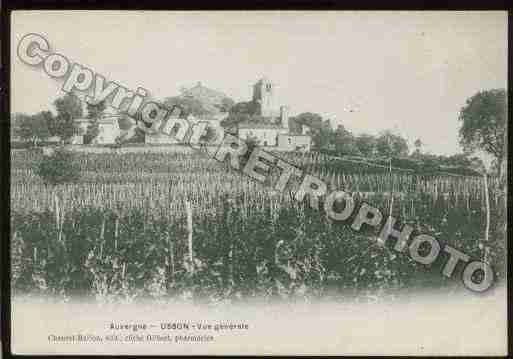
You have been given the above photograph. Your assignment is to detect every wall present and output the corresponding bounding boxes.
[277,134,311,152]
[239,128,286,146]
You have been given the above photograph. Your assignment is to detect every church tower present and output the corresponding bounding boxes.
[252,77,274,117]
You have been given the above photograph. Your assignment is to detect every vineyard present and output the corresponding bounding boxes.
[10,149,506,304]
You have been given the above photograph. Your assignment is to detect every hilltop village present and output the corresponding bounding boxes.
[71,77,312,152]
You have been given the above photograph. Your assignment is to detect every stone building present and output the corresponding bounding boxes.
[68,79,311,151]
[237,78,311,152]
[277,133,311,152]
[94,115,122,144]
[72,115,122,145]
[238,122,286,147]
[252,77,276,118]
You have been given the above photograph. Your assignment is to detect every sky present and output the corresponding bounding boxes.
[11,11,508,156]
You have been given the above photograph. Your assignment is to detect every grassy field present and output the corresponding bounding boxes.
[10,149,506,304]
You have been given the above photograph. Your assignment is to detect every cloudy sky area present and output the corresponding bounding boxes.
[11,11,507,155]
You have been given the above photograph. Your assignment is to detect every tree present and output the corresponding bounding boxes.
[86,100,106,120]
[229,101,259,117]
[444,153,473,168]
[15,112,51,146]
[413,138,423,157]
[84,100,106,144]
[294,112,324,130]
[221,113,252,132]
[164,96,211,118]
[215,97,236,113]
[52,93,83,142]
[314,119,335,151]
[287,116,302,133]
[468,156,486,173]
[355,134,377,157]
[459,89,507,177]
[244,133,260,157]
[376,130,409,158]
[117,113,145,144]
[294,113,329,150]
[220,101,260,131]
[202,125,218,143]
[334,125,360,156]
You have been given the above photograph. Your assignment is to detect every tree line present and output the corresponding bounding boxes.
[221,89,507,176]
[12,88,507,177]
[12,93,106,146]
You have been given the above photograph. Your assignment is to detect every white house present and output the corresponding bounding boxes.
[277,133,311,151]
[238,122,288,147]
[71,115,123,145]
[92,115,122,145]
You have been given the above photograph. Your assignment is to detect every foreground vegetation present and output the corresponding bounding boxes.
[11,149,506,303]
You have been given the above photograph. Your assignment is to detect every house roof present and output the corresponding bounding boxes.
[73,118,91,123]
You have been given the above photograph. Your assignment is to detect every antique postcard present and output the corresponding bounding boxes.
[7,10,508,356]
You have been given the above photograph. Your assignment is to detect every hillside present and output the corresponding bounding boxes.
[164,82,235,116]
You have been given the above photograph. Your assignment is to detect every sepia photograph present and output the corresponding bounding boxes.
[6,10,509,356]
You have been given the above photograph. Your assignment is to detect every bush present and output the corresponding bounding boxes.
[35,147,81,185]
